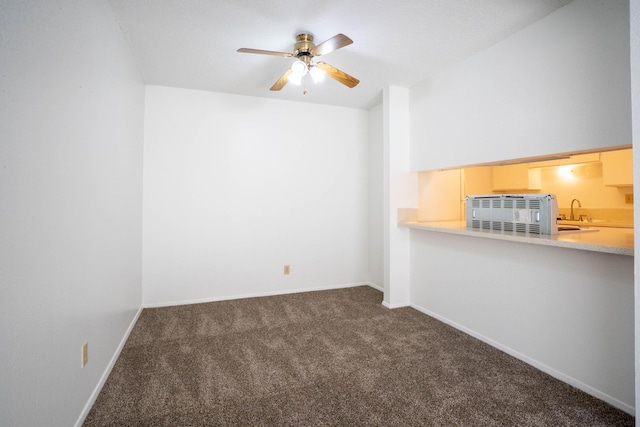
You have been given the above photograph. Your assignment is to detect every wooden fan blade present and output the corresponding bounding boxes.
[237,48,293,58]
[311,34,353,56]
[315,62,359,88]
[270,69,292,91]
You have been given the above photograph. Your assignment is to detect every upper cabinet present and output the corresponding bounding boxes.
[491,164,541,192]
[602,149,633,187]
[532,153,601,168]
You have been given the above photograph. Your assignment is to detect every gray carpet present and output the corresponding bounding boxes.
[84,286,633,426]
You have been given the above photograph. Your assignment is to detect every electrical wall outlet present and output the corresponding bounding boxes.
[625,194,633,204]
[81,342,88,368]
[283,265,290,275]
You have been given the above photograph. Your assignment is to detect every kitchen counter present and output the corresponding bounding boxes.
[399,220,633,256]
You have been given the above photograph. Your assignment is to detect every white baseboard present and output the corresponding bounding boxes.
[362,282,410,309]
[409,302,635,416]
[381,300,410,309]
[364,281,383,292]
[74,307,143,427]
[144,282,376,308]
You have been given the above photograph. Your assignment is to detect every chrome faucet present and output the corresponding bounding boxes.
[570,198,581,220]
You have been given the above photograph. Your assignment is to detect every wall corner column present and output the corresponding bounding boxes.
[382,86,417,308]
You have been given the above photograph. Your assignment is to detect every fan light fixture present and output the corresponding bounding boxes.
[288,60,307,85]
[288,60,326,86]
[309,65,325,83]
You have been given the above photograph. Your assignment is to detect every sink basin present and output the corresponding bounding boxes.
[557,226,599,233]
[557,219,605,233]
[557,219,632,229]
[557,219,605,225]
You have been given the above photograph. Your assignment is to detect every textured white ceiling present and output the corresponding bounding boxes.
[107,0,573,110]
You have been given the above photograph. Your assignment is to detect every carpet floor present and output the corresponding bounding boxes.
[84,286,633,426]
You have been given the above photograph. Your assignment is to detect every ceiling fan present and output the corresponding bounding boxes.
[237,33,360,91]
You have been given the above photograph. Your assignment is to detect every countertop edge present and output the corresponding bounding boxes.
[399,221,634,257]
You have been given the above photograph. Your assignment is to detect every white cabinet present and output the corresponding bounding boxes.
[532,153,601,168]
[602,149,633,187]
[491,164,541,192]
[564,153,601,165]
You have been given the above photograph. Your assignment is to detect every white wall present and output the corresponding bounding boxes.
[0,1,144,426]
[410,232,634,412]
[405,0,634,414]
[630,0,640,416]
[368,103,384,288]
[410,0,631,171]
[143,86,369,306]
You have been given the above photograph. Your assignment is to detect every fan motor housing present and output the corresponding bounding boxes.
[294,33,315,57]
